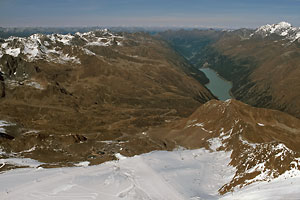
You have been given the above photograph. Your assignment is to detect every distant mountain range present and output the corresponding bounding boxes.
[0,26,212,39]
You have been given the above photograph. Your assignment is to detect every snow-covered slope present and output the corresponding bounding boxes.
[0,29,123,64]
[0,148,235,200]
[252,21,300,42]
[221,172,300,200]
[1,147,299,200]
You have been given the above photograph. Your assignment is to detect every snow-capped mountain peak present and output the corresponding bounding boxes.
[277,21,292,28]
[257,21,292,35]
[252,21,300,42]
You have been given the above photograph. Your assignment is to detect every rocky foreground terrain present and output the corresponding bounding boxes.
[1,99,299,199]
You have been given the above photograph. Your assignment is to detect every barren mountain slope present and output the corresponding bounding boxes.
[209,23,300,118]
[0,30,214,168]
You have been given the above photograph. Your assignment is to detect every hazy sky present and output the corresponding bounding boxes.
[0,0,300,28]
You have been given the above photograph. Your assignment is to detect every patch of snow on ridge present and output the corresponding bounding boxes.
[1,43,8,49]
[75,161,90,168]
[295,32,300,41]
[0,157,43,168]
[115,153,127,160]
[23,37,40,60]
[187,121,214,133]
[43,41,50,46]
[82,48,96,56]
[0,120,15,133]
[273,143,294,160]
[59,53,81,64]
[24,81,44,90]
[5,47,20,57]
[239,135,258,148]
[19,146,36,153]
[56,34,74,45]
[0,148,235,200]
[194,122,204,127]
[208,137,223,151]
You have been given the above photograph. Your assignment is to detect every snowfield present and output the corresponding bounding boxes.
[221,171,300,200]
[0,148,299,200]
[0,148,234,200]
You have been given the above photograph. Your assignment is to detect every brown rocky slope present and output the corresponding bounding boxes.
[148,99,300,194]
[0,30,214,168]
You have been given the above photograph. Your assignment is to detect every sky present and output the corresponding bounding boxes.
[0,0,300,28]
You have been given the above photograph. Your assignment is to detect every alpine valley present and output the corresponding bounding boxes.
[0,22,300,200]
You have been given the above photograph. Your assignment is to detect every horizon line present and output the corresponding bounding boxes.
[0,25,253,30]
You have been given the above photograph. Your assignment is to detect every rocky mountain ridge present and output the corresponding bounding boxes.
[148,99,300,193]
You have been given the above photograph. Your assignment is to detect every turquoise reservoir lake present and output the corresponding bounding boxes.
[200,68,233,101]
